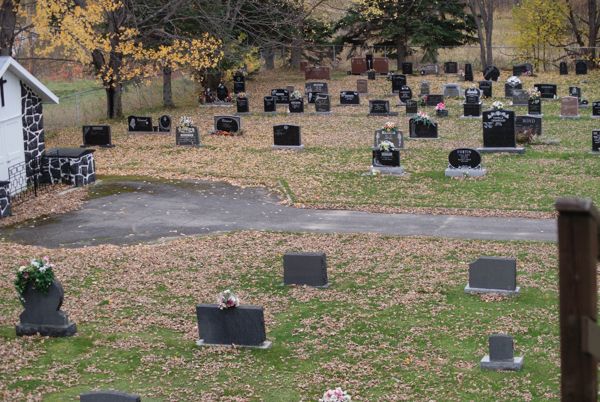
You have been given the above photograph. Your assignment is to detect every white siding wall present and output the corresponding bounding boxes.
[0,69,25,181]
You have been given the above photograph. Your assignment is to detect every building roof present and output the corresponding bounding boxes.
[0,56,59,104]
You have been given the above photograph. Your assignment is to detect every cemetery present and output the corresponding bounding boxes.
[2,1,600,401]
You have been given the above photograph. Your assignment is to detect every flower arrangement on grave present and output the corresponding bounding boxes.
[366,68,376,73]
[412,111,435,126]
[435,102,446,111]
[527,88,541,101]
[506,75,522,87]
[491,101,504,110]
[319,388,352,402]
[178,116,195,128]
[217,289,239,309]
[211,130,243,137]
[235,92,247,99]
[378,140,395,152]
[382,121,397,132]
[14,257,55,302]
[290,90,303,101]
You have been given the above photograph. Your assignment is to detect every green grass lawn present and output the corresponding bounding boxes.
[0,232,559,401]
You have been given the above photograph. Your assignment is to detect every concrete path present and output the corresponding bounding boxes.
[1,180,557,248]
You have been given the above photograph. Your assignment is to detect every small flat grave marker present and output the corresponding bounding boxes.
[196,304,271,348]
[340,91,360,105]
[214,115,241,133]
[480,334,524,371]
[560,96,579,119]
[82,125,113,147]
[273,124,303,149]
[283,252,328,287]
[368,100,397,116]
[80,391,141,402]
[425,94,444,107]
[465,257,520,295]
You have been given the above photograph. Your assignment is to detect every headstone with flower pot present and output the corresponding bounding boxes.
[504,77,522,98]
[479,81,492,98]
[435,103,447,117]
[425,94,444,107]
[592,130,600,153]
[409,113,438,139]
[444,61,458,74]
[264,96,276,113]
[462,88,482,118]
[176,117,201,147]
[398,85,412,105]
[273,124,303,150]
[406,100,418,116]
[271,88,290,104]
[511,90,529,106]
[443,83,461,98]
[478,106,525,153]
[340,91,360,105]
[592,101,600,118]
[560,61,568,75]
[236,95,249,114]
[575,60,588,75]
[445,148,486,177]
[288,92,304,113]
[357,79,368,94]
[80,391,141,402]
[527,96,542,116]
[15,258,77,337]
[533,84,557,99]
[196,298,271,349]
[483,65,500,81]
[214,116,241,133]
[391,74,407,93]
[480,334,524,371]
[371,141,404,176]
[283,252,328,287]
[368,100,397,116]
[402,62,413,75]
[560,96,580,119]
[314,94,331,115]
[464,64,474,81]
[515,115,542,142]
[374,123,404,149]
[216,82,230,102]
[305,82,328,104]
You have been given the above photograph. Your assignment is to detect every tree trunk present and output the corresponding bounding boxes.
[105,85,123,119]
[588,0,598,67]
[162,66,174,108]
[290,40,302,69]
[395,37,407,68]
[0,0,17,56]
[264,46,275,70]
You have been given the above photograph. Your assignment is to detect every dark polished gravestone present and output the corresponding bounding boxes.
[273,124,303,149]
[264,96,277,113]
[425,94,444,107]
[480,334,524,371]
[479,80,492,98]
[176,126,201,147]
[534,83,557,99]
[283,252,328,287]
[445,148,486,177]
[236,97,249,114]
[288,98,304,113]
[305,82,328,103]
[444,61,458,74]
[516,115,542,139]
[271,88,290,104]
[512,63,533,76]
[575,59,588,75]
[464,256,520,295]
[368,100,398,116]
[196,304,271,348]
[462,93,482,118]
[504,82,523,98]
[233,74,245,94]
[405,99,418,116]
[402,62,413,75]
[80,391,141,402]
[409,118,438,139]
[559,61,568,75]
[511,90,529,106]
[592,101,600,118]
[15,280,77,337]
[391,74,407,93]
[479,109,524,153]
[398,85,412,104]
[374,128,404,149]
[483,65,500,81]
[158,115,171,132]
[528,98,542,116]
[214,115,241,133]
[314,94,331,114]
[82,125,114,147]
[340,91,360,105]
[127,116,152,132]
[371,149,404,175]
[464,63,474,81]
[592,130,600,153]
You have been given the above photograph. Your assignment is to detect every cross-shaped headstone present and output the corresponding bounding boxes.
[0,76,7,107]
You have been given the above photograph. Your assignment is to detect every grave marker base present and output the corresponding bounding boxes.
[477,147,525,154]
[464,284,520,295]
[370,166,405,176]
[559,115,580,119]
[480,355,524,371]
[80,144,115,148]
[196,339,272,349]
[272,145,305,151]
[460,115,482,119]
[16,322,77,337]
[445,167,487,177]
[368,112,399,117]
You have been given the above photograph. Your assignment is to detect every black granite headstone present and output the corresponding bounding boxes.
[233,74,245,94]
[592,130,600,152]
[305,82,328,103]
[196,304,269,347]
[127,116,152,132]
[512,63,533,76]
[465,87,481,99]
[340,91,360,105]
[489,334,515,361]
[158,115,171,132]
[402,62,413,75]
[463,101,482,117]
[482,109,516,148]
[559,61,568,75]
[444,61,458,74]
[405,99,418,115]
[264,96,276,112]
[464,63,473,81]
[80,391,141,402]
[575,60,588,75]
[593,101,600,117]
[527,98,542,115]
[391,74,407,93]
[516,115,542,138]
[15,280,77,337]
[314,94,331,114]
[467,257,517,291]
[374,129,403,149]
[409,118,438,138]
[372,150,400,167]
[534,84,557,99]
[398,85,412,103]
[236,97,249,114]
[273,124,301,146]
[271,89,290,104]
[483,65,500,81]
[368,100,395,115]
[214,116,241,132]
[425,94,444,107]
[216,83,229,101]
[288,99,304,113]
[448,148,481,169]
[176,126,200,147]
[82,125,113,147]
[479,81,492,98]
[283,252,328,287]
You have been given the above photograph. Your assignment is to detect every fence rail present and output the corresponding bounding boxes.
[7,157,50,205]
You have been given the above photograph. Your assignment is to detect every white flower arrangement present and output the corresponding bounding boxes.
[217,289,239,309]
[319,388,352,402]
[382,121,397,131]
[506,75,522,87]
[378,140,395,152]
[528,88,541,100]
[178,116,195,128]
[491,101,504,110]
[236,92,247,99]
[15,257,55,302]
[290,90,303,100]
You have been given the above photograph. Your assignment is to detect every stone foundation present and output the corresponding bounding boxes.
[42,149,96,187]
[0,181,11,218]
[21,82,45,179]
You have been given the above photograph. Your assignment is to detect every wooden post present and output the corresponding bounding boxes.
[556,197,600,401]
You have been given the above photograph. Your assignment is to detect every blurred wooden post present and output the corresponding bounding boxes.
[556,198,600,401]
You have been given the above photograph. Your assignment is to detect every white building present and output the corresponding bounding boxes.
[0,56,59,182]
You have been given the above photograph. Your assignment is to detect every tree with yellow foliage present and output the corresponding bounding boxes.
[512,0,568,71]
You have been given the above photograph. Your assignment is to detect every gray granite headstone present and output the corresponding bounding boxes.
[80,391,141,402]
[16,280,77,337]
[443,83,461,98]
[283,252,328,287]
[196,304,271,348]
[419,81,430,96]
[511,90,529,106]
[480,334,524,371]
[465,257,520,295]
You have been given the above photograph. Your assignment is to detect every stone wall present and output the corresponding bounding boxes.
[0,182,11,218]
[21,82,45,179]
[43,154,96,187]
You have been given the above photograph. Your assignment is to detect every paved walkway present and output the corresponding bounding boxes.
[1,180,556,248]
